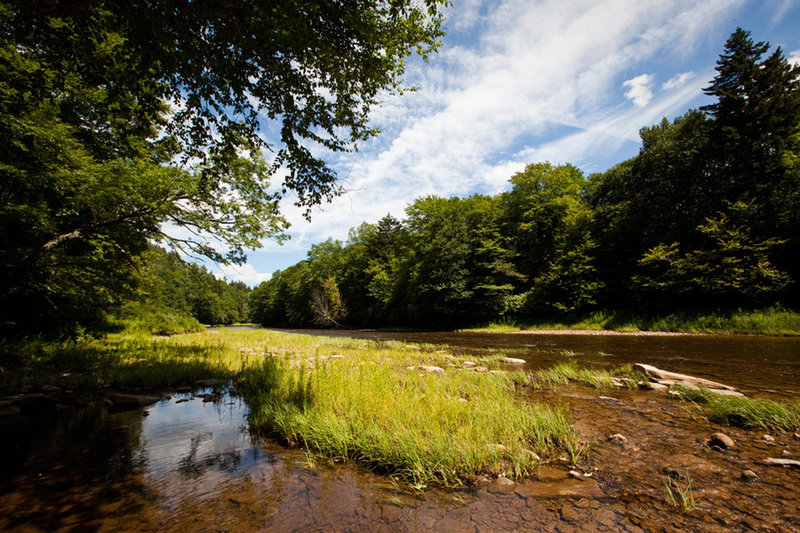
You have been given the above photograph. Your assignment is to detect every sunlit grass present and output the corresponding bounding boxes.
[672,385,800,431]
[230,332,581,487]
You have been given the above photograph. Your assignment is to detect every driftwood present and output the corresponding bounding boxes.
[633,363,745,397]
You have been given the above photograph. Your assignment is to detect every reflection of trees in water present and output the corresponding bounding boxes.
[177,432,242,477]
[20,404,147,483]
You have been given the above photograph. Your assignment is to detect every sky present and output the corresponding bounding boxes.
[212,0,800,286]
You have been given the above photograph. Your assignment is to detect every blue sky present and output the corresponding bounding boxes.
[212,0,800,286]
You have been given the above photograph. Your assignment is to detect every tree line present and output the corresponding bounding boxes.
[249,29,800,329]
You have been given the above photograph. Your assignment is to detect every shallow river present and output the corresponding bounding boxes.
[1,329,799,532]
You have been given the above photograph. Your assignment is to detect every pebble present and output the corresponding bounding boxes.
[608,433,628,444]
[741,470,760,482]
[763,434,776,443]
[567,470,585,481]
[709,432,735,449]
[781,450,794,458]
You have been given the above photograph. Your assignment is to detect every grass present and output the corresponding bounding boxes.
[672,385,800,431]
[665,473,696,512]
[1,329,585,488]
[462,306,800,336]
[531,361,646,389]
[238,335,581,487]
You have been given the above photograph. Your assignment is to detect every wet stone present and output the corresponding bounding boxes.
[781,449,793,458]
[560,507,580,523]
[608,433,628,444]
[763,434,776,443]
[709,432,735,449]
[488,476,516,493]
[741,470,760,482]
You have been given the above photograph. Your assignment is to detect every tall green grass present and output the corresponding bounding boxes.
[673,385,800,431]
[238,340,580,487]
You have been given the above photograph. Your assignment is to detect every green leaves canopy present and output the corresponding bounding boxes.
[0,0,446,336]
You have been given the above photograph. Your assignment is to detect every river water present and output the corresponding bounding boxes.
[1,329,799,532]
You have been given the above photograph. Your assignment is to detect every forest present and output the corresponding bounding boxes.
[249,29,800,330]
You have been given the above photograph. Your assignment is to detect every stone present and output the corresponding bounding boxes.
[503,357,526,365]
[708,432,735,449]
[608,433,628,444]
[108,393,159,409]
[462,361,476,367]
[488,476,516,493]
[741,470,760,481]
[763,434,776,443]
[567,470,585,481]
[523,449,541,462]
[0,406,21,418]
[648,382,669,391]
[782,450,794,458]
[793,432,800,440]
[633,363,739,392]
[560,507,580,523]
[417,365,444,374]
[763,457,800,468]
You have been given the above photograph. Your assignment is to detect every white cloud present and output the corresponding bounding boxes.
[789,49,800,67]
[623,73,655,107]
[662,71,695,90]
[214,263,272,287]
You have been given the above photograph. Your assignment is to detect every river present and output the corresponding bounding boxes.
[1,329,799,532]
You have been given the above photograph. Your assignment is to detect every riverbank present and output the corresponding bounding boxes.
[462,307,800,336]
[3,328,800,531]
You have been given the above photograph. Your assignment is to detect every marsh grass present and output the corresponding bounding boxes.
[3,329,585,487]
[672,385,800,431]
[532,361,639,389]
[0,330,263,392]
[237,332,581,487]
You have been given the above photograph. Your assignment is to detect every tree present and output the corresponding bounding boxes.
[632,202,789,308]
[0,0,446,337]
[702,27,800,282]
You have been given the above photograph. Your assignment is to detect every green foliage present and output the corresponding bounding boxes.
[115,246,251,334]
[633,202,789,306]
[0,0,446,339]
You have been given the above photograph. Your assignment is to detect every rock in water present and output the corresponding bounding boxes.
[108,393,159,409]
[763,457,800,468]
[633,363,741,395]
[741,470,760,482]
[608,433,628,444]
[503,357,526,365]
[709,432,735,449]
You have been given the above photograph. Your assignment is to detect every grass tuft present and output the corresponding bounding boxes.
[672,385,800,431]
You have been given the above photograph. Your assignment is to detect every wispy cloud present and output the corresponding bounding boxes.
[663,71,695,90]
[233,0,760,277]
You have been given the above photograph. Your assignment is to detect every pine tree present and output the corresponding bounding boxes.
[702,28,800,286]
